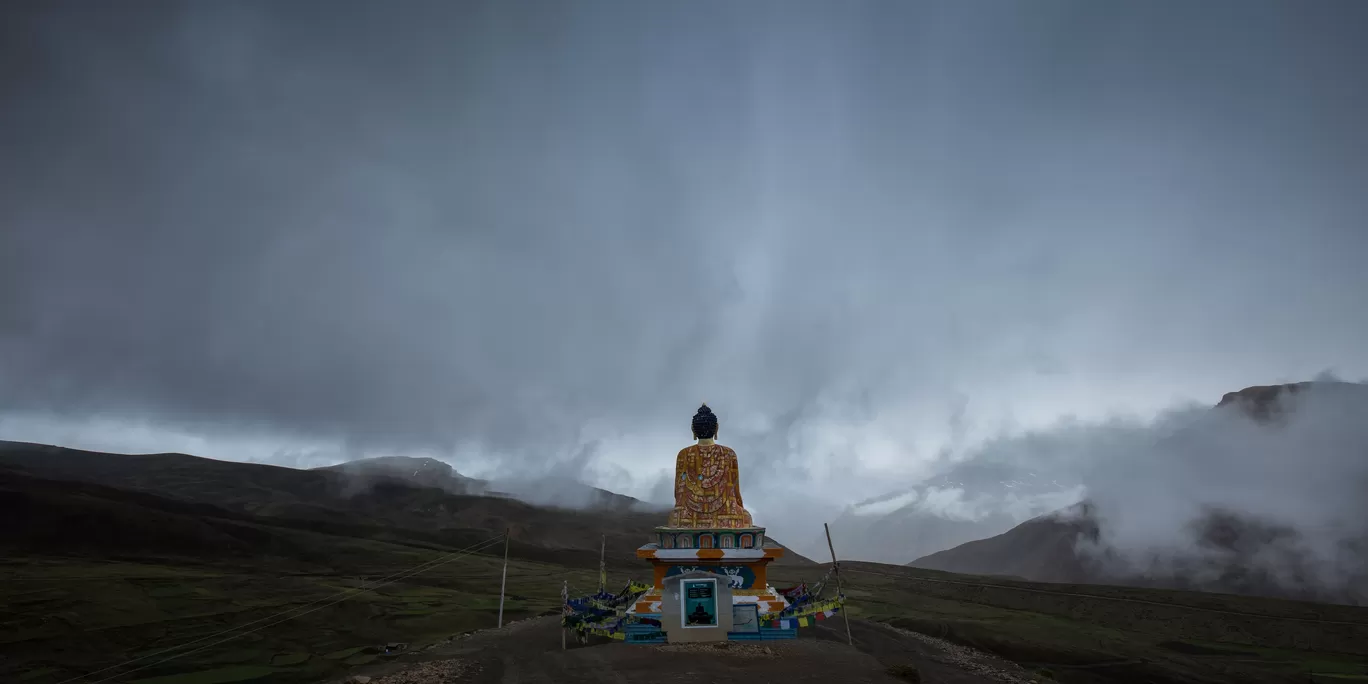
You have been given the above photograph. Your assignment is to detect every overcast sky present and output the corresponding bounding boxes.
[2,1,1366,549]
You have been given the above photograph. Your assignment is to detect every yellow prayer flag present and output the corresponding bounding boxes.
[799,616,809,627]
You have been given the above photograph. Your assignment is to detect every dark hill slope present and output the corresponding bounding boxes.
[0,442,656,567]
[0,468,300,560]
[0,468,512,569]
[0,441,815,567]
[0,441,351,515]
[911,502,1101,583]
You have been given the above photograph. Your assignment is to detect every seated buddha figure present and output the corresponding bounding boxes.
[666,404,755,529]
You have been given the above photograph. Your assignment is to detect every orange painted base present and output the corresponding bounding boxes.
[646,557,774,590]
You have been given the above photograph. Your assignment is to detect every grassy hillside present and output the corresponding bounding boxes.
[0,465,625,683]
[1,544,612,683]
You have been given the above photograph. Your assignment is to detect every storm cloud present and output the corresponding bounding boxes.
[2,0,1366,556]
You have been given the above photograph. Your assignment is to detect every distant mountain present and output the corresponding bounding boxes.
[313,454,657,514]
[822,459,1084,565]
[910,501,1101,582]
[825,497,1013,566]
[315,455,490,494]
[909,381,1368,604]
[0,441,814,568]
[1215,380,1366,423]
[481,475,658,514]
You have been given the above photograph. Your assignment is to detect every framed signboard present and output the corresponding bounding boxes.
[681,578,718,628]
[731,603,759,633]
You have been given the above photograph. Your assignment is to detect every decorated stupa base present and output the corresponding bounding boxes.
[623,526,796,643]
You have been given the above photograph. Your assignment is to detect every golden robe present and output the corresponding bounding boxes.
[667,443,754,529]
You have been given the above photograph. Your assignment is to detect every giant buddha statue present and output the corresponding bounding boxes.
[666,404,755,529]
[628,404,788,637]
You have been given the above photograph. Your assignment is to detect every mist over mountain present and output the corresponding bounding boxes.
[825,462,1084,564]
[1080,380,1368,600]
[905,381,1368,604]
[315,454,662,514]
[317,455,490,495]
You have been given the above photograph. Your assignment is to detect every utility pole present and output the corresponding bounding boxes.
[824,522,853,646]
[497,528,510,628]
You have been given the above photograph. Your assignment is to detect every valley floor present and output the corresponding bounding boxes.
[9,551,1368,684]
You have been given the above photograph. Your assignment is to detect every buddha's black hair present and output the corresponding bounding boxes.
[691,404,718,440]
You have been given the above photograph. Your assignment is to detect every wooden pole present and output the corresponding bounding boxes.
[561,580,568,650]
[497,528,510,628]
[598,534,607,594]
[824,522,853,646]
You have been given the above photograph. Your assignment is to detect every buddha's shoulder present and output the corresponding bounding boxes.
[677,443,736,456]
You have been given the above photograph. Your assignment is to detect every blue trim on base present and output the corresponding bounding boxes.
[620,617,798,644]
[623,621,666,644]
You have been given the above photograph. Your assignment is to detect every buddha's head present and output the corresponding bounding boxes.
[691,404,719,441]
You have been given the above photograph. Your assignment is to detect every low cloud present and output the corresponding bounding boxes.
[1075,383,1368,600]
[850,491,920,517]
[836,382,1368,601]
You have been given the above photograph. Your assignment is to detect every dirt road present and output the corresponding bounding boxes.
[339,616,1036,684]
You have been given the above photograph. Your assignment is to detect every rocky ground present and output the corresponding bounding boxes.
[854,621,1037,684]
[354,659,477,684]
[333,615,1038,684]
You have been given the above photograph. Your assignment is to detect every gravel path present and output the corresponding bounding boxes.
[870,622,1036,684]
[336,615,1037,684]
[369,659,476,684]
[654,642,778,657]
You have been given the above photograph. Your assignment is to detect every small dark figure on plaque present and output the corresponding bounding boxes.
[688,603,714,625]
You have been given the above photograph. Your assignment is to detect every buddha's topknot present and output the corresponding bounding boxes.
[691,404,718,440]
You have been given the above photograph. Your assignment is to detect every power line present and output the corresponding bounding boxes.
[59,534,506,684]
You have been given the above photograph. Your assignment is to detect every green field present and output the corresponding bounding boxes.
[0,545,622,684]
[9,546,1368,684]
[10,547,1368,684]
